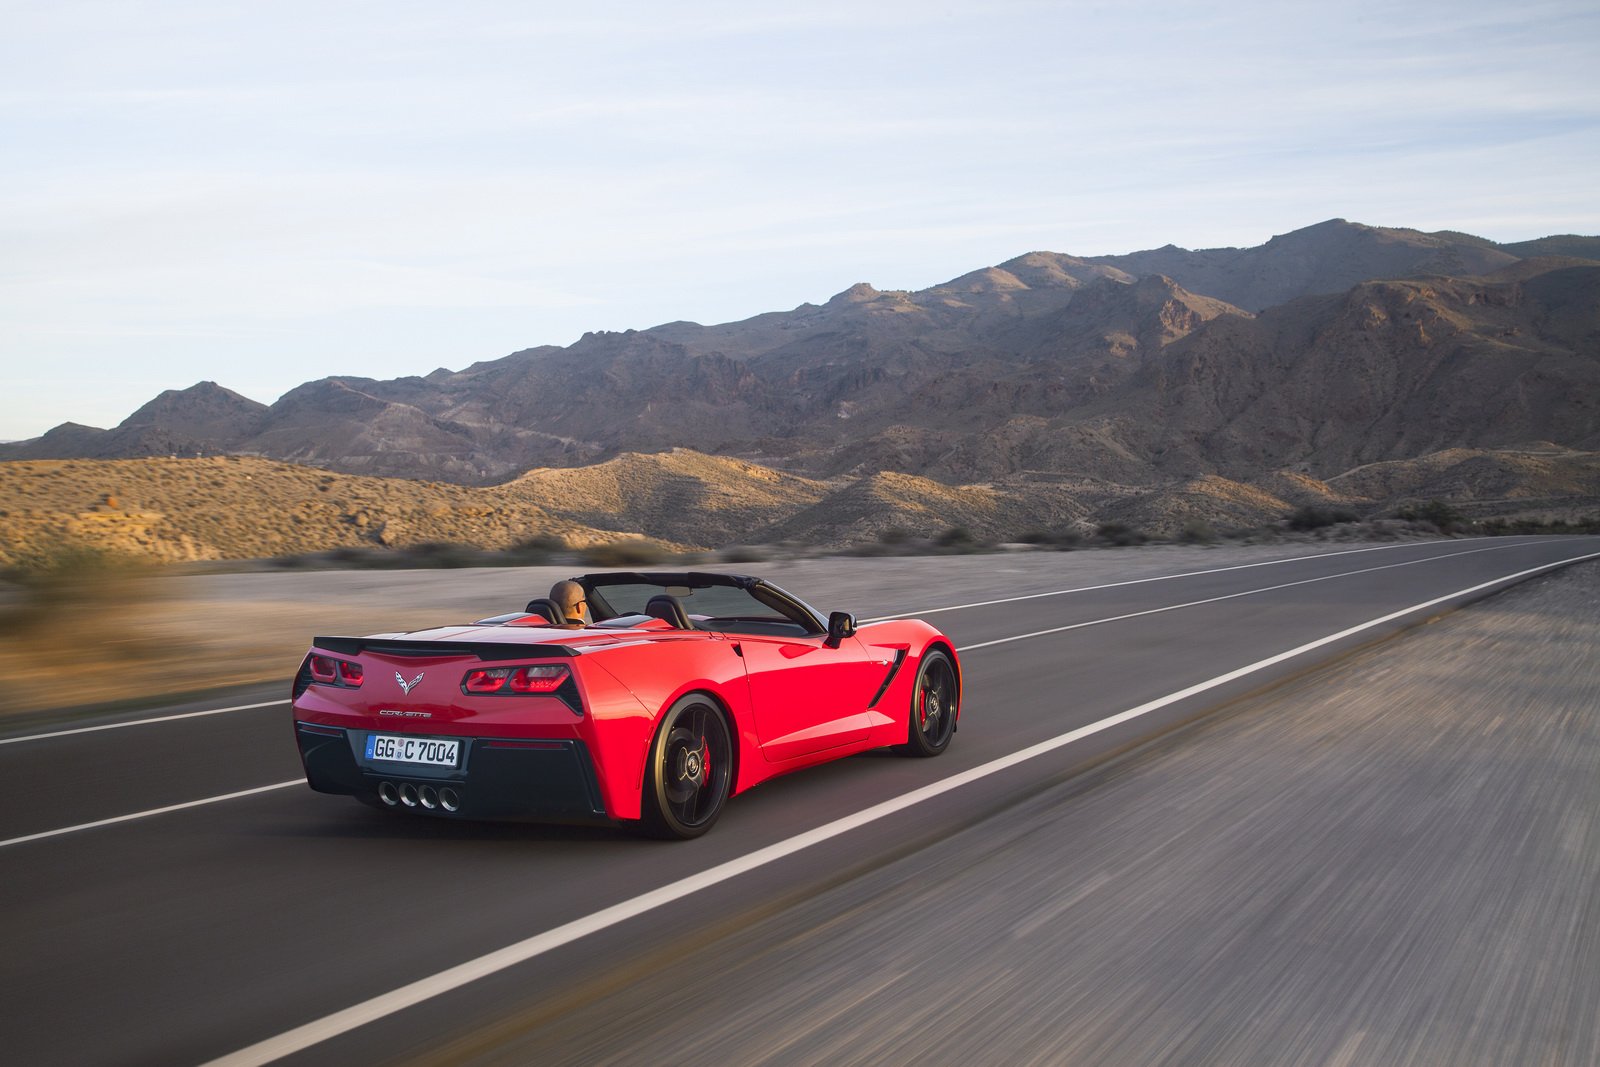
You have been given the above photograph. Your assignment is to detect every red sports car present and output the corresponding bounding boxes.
[292,571,962,838]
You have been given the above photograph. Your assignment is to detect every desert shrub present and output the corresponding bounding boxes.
[848,542,895,556]
[325,545,394,568]
[1287,505,1360,531]
[1095,522,1148,546]
[1017,528,1083,550]
[580,540,671,567]
[877,527,914,546]
[513,533,567,553]
[1478,515,1600,536]
[934,526,977,551]
[402,542,482,568]
[719,544,771,563]
[1393,499,1466,534]
[504,533,568,564]
[1178,519,1218,544]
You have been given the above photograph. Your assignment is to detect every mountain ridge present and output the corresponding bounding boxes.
[5,219,1598,547]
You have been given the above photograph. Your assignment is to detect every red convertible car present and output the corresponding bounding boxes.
[292,571,961,838]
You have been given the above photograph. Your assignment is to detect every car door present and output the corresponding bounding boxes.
[734,632,884,762]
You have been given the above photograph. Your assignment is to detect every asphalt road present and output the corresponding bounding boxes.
[1,536,1595,1066]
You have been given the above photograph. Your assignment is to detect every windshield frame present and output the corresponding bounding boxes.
[574,571,827,635]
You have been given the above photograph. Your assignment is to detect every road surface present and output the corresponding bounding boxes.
[1,536,1595,1065]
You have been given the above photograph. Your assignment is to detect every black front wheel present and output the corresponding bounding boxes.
[639,695,733,839]
[903,650,958,757]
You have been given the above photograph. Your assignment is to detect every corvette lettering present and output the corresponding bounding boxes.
[379,709,432,718]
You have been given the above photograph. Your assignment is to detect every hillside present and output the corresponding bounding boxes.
[0,456,625,565]
[4,447,1597,565]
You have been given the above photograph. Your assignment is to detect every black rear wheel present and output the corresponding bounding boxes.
[640,695,733,839]
[904,650,958,757]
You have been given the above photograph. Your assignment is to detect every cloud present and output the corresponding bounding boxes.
[3,0,1598,438]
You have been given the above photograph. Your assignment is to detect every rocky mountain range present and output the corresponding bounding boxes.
[5,218,1599,551]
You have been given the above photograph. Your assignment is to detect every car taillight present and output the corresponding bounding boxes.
[308,653,363,688]
[464,667,510,693]
[461,664,571,696]
[509,665,568,693]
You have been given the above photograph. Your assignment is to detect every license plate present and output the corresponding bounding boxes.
[365,734,460,767]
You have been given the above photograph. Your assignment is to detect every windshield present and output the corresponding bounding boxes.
[580,576,822,637]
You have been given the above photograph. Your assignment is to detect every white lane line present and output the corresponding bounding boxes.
[201,547,1600,1067]
[862,537,1538,623]
[0,538,1544,745]
[0,700,289,747]
[953,540,1525,652]
[0,541,1552,848]
[0,780,302,851]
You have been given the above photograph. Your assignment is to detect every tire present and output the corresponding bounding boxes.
[639,694,733,839]
[903,650,958,757]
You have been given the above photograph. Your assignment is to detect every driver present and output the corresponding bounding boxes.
[548,580,589,628]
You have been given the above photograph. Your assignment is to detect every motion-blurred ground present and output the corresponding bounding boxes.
[0,542,1388,718]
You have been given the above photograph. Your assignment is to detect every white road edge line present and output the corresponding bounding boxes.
[859,537,1525,623]
[0,780,302,850]
[0,539,1542,746]
[0,700,289,747]
[952,540,1523,651]
[0,543,1525,847]
[201,547,1600,1067]
[0,541,1562,850]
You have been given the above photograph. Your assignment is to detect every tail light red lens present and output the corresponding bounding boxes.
[510,665,569,693]
[461,663,570,696]
[464,668,511,693]
[308,653,363,688]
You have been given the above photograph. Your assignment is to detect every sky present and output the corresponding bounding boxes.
[2,0,1597,440]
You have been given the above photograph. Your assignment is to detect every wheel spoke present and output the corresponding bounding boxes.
[906,655,956,755]
[653,702,730,831]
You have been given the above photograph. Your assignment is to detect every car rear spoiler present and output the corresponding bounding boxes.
[311,637,580,660]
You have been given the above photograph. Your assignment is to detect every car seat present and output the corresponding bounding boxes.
[523,596,565,625]
[644,594,692,630]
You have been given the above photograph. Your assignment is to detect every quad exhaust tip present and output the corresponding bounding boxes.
[377,781,461,813]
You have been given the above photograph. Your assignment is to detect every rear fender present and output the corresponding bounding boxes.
[582,638,757,816]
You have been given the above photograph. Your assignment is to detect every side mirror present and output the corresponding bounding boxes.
[826,611,857,644]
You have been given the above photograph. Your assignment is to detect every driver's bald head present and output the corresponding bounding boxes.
[550,580,587,626]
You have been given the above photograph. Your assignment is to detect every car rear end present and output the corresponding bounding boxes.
[291,635,618,824]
